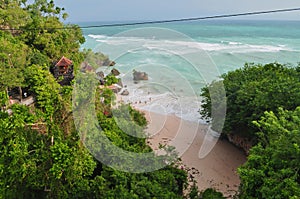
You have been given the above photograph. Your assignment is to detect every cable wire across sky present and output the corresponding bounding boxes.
[1,7,300,31]
[80,7,300,29]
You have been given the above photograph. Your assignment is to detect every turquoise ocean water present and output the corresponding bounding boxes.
[79,20,300,122]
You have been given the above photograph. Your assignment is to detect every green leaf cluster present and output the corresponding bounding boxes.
[24,64,61,119]
[82,49,110,69]
[201,63,300,197]
[104,74,120,86]
[0,31,28,92]
[238,107,300,198]
[0,0,191,198]
[200,63,300,138]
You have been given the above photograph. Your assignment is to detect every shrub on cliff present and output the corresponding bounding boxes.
[238,107,300,198]
[0,0,189,198]
[200,63,300,139]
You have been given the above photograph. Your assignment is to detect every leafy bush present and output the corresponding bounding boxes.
[238,107,300,198]
[200,63,300,138]
[0,91,8,107]
[199,188,225,199]
[104,74,120,86]
[0,0,190,198]
[24,64,61,120]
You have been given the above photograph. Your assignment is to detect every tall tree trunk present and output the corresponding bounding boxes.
[5,87,9,106]
[19,86,22,102]
[5,87,8,98]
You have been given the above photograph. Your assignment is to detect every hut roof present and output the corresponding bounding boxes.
[55,56,72,67]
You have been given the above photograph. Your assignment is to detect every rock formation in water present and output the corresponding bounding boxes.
[133,70,148,81]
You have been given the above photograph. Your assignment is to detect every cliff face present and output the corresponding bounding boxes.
[227,134,255,155]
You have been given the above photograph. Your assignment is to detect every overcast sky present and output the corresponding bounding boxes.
[54,0,300,23]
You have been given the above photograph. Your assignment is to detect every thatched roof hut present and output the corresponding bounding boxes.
[55,56,73,74]
[51,56,74,86]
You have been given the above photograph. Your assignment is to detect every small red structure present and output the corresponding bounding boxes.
[55,56,73,74]
[51,56,74,86]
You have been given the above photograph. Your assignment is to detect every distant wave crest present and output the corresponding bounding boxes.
[87,34,295,54]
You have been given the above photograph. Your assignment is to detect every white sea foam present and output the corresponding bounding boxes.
[88,34,294,54]
[119,88,203,123]
[228,41,243,45]
[88,34,108,39]
[116,71,205,123]
[83,20,300,130]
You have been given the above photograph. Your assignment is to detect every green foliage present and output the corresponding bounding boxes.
[96,87,116,116]
[0,0,190,198]
[111,104,147,128]
[200,80,226,132]
[101,87,115,105]
[82,48,110,69]
[189,183,200,199]
[128,105,147,127]
[238,107,300,198]
[187,186,225,199]
[104,74,120,86]
[201,62,300,197]
[199,188,225,199]
[0,104,99,198]
[96,165,187,199]
[97,105,150,152]
[0,104,46,198]
[28,49,50,65]
[200,63,300,138]
[24,64,61,119]
[0,0,30,31]
[0,31,29,91]
[0,91,8,107]
[20,0,85,62]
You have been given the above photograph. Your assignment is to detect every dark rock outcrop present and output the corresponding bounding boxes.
[96,71,105,79]
[109,61,116,66]
[111,68,120,76]
[102,60,116,66]
[121,89,129,96]
[96,71,105,85]
[108,85,122,93]
[133,70,148,81]
[116,79,123,88]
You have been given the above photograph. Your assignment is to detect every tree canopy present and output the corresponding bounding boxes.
[200,63,300,197]
[200,63,300,139]
[238,107,300,198]
[0,0,192,198]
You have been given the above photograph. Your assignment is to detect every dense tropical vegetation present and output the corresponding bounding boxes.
[201,63,300,198]
[201,63,300,139]
[0,0,193,198]
[3,0,299,198]
[238,107,300,198]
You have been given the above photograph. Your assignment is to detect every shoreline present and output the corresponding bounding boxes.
[142,110,247,198]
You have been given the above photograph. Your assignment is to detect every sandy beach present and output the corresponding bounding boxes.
[143,110,247,198]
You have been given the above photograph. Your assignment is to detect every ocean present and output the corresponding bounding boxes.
[79,20,300,122]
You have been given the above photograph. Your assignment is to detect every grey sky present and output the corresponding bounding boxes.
[55,0,300,22]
